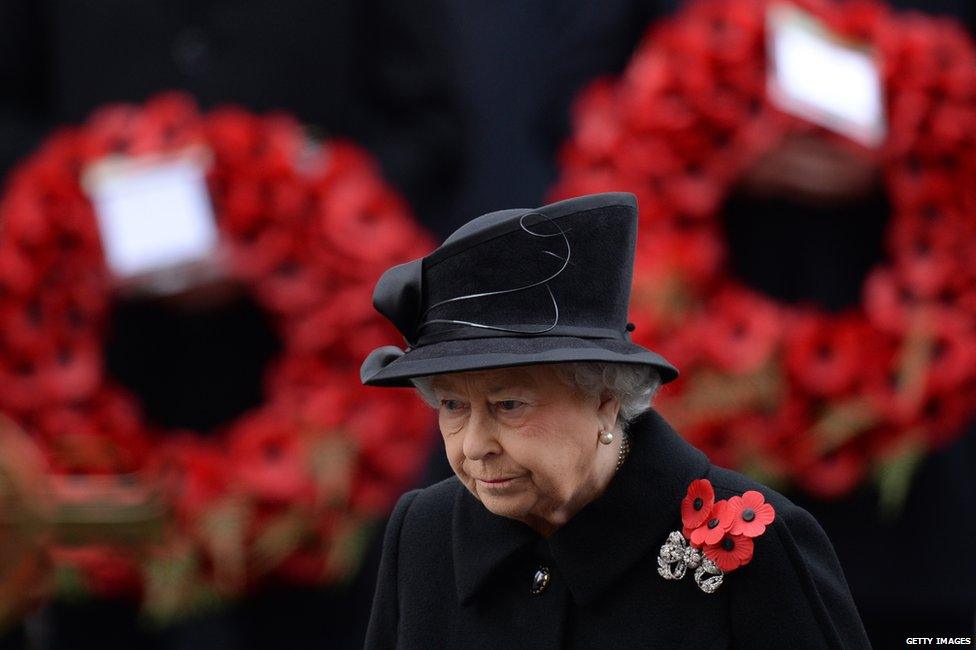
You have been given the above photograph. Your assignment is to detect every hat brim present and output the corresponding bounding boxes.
[360,336,679,387]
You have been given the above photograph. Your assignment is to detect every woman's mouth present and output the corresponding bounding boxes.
[475,476,522,490]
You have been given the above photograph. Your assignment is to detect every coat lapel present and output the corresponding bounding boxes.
[453,480,538,604]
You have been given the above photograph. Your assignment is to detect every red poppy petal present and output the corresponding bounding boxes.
[703,544,740,572]
[704,527,724,546]
[681,479,716,529]
[732,535,754,563]
[728,518,747,536]
[703,534,754,572]
[681,501,712,530]
[688,479,714,502]
[755,502,776,525]
[715,500,735,528]
[741,490,765,509]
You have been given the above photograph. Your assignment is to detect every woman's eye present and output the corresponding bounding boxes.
[495,400,525,412]
[440,399,465,412]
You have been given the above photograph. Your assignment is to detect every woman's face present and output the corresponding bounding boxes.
[430,365,620,536]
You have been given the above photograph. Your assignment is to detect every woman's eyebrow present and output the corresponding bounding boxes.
[430,382,474,397]
[485,383,534,397]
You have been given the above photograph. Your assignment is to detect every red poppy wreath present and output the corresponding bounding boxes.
[553,0,976,501]
[0,94,434,616]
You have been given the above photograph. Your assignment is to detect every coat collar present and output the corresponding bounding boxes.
[452,409,710,606]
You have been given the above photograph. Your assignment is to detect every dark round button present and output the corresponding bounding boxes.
[742,508,756,522]
[693,497,703,511]
[707,517,719,529]
[530,566,550,595]
[721,537,735,551]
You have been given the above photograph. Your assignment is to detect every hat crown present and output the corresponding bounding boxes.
[439,208,524,248]
[373,193,639,347]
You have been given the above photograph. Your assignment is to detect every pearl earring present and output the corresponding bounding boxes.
[599,429,614,445]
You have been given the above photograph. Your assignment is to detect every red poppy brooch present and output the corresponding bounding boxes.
[657,479,775,593]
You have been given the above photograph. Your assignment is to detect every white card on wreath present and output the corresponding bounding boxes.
[766,3,886,147]
[83,149,221,294]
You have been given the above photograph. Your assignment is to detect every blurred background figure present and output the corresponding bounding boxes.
[1,0,975,648]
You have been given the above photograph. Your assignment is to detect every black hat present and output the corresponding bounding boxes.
[360,192,678,387]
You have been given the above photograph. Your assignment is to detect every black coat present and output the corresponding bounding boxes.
[366,409,872,649]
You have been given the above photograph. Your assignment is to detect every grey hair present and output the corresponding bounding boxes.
[411,362,661,430]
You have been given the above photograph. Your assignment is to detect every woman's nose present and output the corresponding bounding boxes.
[461,407,501,461]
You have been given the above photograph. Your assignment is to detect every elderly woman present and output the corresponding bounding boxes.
[360,193,871,648]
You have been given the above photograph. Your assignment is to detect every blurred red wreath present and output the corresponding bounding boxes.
[554,0,976,500]
[0,94,435,616]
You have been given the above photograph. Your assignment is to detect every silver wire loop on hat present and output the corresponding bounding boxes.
[416,212,572,336]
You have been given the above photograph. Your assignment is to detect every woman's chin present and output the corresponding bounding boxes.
[482,501,529,523]
[474,488,530,519]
